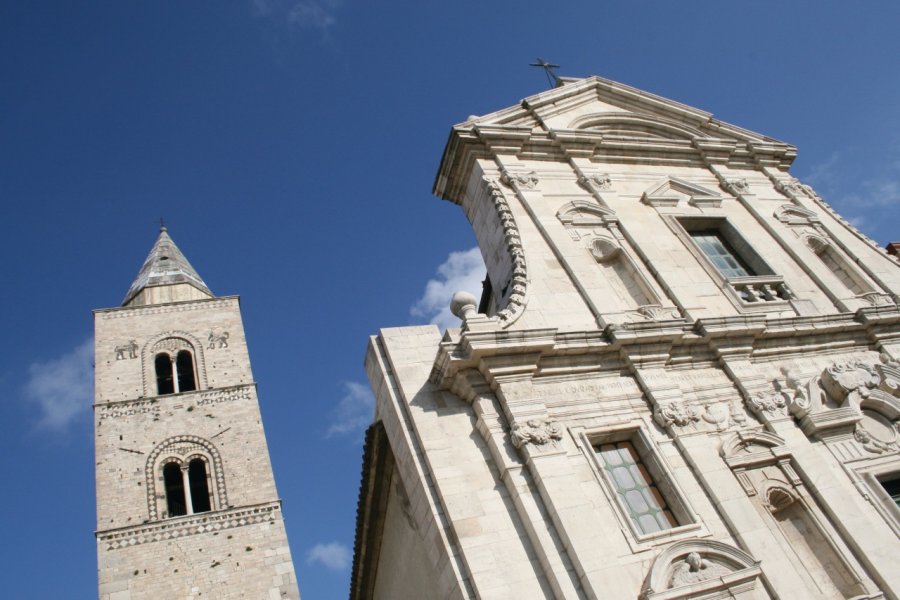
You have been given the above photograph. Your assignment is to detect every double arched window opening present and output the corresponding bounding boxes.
[146,435,227,521]
[154,350,197,395]
[162,457,213,518]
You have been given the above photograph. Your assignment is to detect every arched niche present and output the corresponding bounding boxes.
[641,539,765,600]
[801,233,874,297]
[141,330,208,396]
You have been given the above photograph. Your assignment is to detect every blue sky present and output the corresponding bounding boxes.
[1,2,899,598]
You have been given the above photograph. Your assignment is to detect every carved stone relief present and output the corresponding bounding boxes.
[656,399,747,432]
[669,552,731,588]
[114,340,138,360]
[207,330,230,349]
[641,539,763,600]
[510,419,562,448]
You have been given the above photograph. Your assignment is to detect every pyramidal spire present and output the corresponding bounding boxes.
[122,227,213,306]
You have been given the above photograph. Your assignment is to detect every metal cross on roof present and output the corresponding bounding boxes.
[529,58,561,88]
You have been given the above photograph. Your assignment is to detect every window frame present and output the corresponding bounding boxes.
[669,216,793,312]
[578,424,703,550]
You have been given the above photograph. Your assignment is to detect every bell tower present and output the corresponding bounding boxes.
[94,228,301,600]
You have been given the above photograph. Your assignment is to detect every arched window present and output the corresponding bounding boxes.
[163,462,187,517]
[188,458,212,513]
[154,350,197,395]
[155,353,175,395]
[176,351,197,392]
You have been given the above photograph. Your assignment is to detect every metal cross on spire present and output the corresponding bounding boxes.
[529,58,561,88]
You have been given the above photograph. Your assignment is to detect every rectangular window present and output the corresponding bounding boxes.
[595,441,678,535]
[587,429,697,544]
[690,231,754,278]
[879,475,900,510]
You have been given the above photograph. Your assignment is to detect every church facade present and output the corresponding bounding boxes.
[351,76,900,598]
[93,229,301,599]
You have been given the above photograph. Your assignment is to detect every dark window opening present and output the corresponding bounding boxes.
[879,476,900,509]
[163,462,187,517]
[155,353,174,395]
[188,459,211,513]
[176,351,197,392]
[690,230,754,278]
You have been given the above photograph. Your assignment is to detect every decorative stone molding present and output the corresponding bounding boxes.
[114,340,138,360]
[774,203,820,226]
[634,304,681,322]
[725,178,750,194]
[500,169,539,190]
[146,435,228,521]
[578,172,612,191]
[96,384,253,419]
[641,539,763,600]
[854,421,898,454]
[97,502,281,550]
[98,298,236,320]
[641,177,722,208]
[860,292,895,307]
[97,398,161,420]
[653,401,700,429]
[484,177,529,327]
[510,418,562,448]
[748,389,788,418]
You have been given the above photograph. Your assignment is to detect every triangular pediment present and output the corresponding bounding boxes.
[641,177,722,208]
[459,76,782,145]
[435,75,797,205]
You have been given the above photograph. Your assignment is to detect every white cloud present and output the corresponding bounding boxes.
[288,1,337,30]
[251,0,340,31]
[326,381,374,438]
[307,542,351,570]
[24,338,93,430]
[410,247,486,331]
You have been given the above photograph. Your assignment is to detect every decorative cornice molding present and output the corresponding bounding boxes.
[95,384,255,419]
[97,502,281,550]
[96,297,238,319]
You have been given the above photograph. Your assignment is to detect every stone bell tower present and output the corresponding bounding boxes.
[94,228,301,600]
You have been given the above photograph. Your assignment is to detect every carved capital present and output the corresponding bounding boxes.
[578,172,612,191]
[725,178,750,194]
[500,169,539,190]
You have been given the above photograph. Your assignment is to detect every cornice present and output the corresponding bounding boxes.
[96,501,282,550]
[431,311,896,388]
[94,295,240,319]
[94,383,257,418]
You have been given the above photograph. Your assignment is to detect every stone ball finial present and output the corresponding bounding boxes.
[450,291,478,321]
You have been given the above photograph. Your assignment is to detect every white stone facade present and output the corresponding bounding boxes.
[94,231,300,600]
[351,77,900,599]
